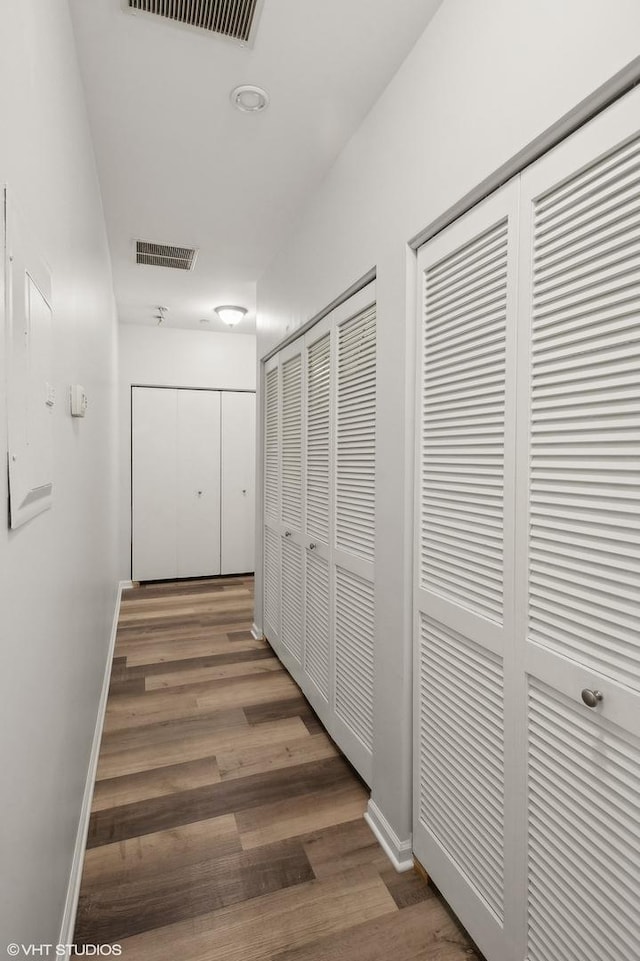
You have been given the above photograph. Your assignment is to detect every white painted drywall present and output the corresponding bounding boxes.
[118,324,256,579]
[0,0,118,947]
[256,0,640,851]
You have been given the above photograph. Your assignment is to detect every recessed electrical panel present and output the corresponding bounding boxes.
[4,189,55,529]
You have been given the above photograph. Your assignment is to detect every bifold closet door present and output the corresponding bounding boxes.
[263,357,281,643]
[261,283,377,784]
[133,387,179,581]
[176,389,221,578]
[132,387,221,581]
[516,86,640,961]
[414,83,640,961]
[221,392,255,575]
[279,342,305,670]
[302,314,334,718]
[331,293,377,782]
[414,184,519,961]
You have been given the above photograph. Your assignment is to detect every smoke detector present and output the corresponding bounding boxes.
[231,85,269,113]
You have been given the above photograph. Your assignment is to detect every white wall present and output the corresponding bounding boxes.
[118,324,256,578]
[256,0,640,851]
[0,0,118,948]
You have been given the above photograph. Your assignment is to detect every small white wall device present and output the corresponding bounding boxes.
[70,384,88,417]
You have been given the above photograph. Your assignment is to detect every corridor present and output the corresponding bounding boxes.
[74,577,479,959]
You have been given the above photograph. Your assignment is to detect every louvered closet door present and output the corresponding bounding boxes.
[279,340,305,672]
[303,313,334,719]
[332,285,376,784]
[414,183,519,961]
[263,354,281,647]
[516,86,640,961]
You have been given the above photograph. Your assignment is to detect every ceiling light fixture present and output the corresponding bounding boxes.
[215,305,247,327]
[230,84,269,113]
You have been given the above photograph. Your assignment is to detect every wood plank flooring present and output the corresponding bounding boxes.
[74,576,480,960]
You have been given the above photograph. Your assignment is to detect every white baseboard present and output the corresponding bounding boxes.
[364,799,414,873]
[251,622,264,641]
[58,580,130,957]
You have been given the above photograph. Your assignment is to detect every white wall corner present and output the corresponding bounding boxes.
[251,622,264,641]
[365,799,413,873]
[57,580,126,957]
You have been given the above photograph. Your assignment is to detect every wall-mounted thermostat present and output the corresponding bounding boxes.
[70,384,88,417]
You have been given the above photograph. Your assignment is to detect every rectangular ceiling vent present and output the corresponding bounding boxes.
[136,240,198,270]
[126,0,263,45]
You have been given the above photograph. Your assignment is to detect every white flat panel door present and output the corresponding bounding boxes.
[176,389,221,578]
[221,391,256,575]
[132,387,178,580]
[517,85,640,961]
[414,182,519,961]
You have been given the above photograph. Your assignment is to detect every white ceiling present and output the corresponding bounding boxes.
[69,0,442,333]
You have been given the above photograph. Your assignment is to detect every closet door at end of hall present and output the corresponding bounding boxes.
[517,87,640,961]
[221,392,256,575]
[263,355,282,648]
[279,340,305,675]
[176,389,221,578]
[331,287,376,785]
[414,182,519,961]
[132,387,178,581]
[303,313,334,721]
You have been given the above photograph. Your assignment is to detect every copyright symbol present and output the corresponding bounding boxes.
[7,946,20,957]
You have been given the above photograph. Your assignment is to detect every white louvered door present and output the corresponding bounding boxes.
[332,289,377,783]
[414,83,640,961]
[303,314,334,720]
[414,183,519,961]
[516,86,640,961]
[279,340,305,671]
[263,355,281,646]
[261,283,377,784]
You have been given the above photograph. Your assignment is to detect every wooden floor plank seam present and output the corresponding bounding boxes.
[74,576,480,960]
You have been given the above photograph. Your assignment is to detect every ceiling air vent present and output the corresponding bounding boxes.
[126,0,263,45]
[136,241,198,270]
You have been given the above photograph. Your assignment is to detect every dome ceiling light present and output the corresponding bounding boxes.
[215,305,248,327]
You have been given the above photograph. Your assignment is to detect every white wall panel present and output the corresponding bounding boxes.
[0,2,119,945]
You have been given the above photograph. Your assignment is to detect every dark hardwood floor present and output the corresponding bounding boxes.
[74,576,479,960]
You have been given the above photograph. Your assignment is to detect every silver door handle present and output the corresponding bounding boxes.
[581,689,603,708]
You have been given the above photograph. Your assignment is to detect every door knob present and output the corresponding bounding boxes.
[284,531,292,538]
[581,689,603,708]
[309,542,317,551]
